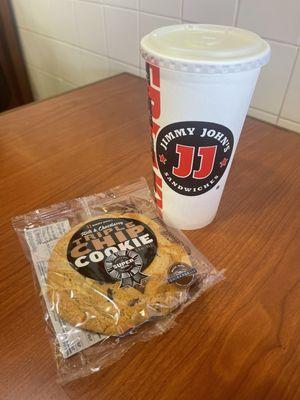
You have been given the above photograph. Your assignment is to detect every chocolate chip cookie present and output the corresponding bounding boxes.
[47,213,194,336]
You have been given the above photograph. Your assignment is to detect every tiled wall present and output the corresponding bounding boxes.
[12,0,300,133]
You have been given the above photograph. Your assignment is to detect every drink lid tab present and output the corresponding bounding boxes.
[141,24,270,74]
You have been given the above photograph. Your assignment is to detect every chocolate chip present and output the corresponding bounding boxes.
[107,288,114,300]
[128,298,139,307]
[135,285,146,294]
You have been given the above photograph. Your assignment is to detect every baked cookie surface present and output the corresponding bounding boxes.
[47,213,192,336]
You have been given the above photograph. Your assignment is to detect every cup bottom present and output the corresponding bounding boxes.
[164,213,217,231]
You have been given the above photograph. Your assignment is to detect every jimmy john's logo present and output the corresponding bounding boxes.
[67,217,157,287]
[156,121,234,196]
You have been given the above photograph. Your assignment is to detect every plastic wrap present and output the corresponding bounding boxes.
[12,177,223,383]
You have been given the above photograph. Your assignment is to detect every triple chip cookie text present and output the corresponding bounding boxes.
[69,219,154,268]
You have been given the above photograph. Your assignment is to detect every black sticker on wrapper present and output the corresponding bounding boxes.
[67,217,157,288]
[156,121,234,196]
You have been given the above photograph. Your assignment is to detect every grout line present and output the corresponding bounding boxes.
[28,63,77,87]
[73,0,81,46]
[180,0,184,22]
[233,0,240,26]
[94,3,138,13]
[276,47,299,124]
[139,10,181,22]
[249,106,277,117]
[102,5,112,74]
[79,0,137,11]
[19,27,101,54]
[109,55,140,69]
[137,6,182,20]
[20,26,139,69]
[263,37,298,48]
[72,0,85,80]
[279,117,300,126]
[29,52,139,83]
[278,118,300,128]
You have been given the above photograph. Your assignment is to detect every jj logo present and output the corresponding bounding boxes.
[173,144,217,179]
[156,121,234,196]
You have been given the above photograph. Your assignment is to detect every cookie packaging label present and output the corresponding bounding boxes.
[67,217,158,287]
[24,220,106,358]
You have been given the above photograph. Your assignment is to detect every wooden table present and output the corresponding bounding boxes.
[1,74,299,400]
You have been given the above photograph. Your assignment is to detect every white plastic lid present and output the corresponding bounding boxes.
[140,24,270,74]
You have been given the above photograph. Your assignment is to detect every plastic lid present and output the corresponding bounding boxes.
[140,24,271,74]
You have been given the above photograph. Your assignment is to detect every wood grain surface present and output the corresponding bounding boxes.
[0,74,299,400]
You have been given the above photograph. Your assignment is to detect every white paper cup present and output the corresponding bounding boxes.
[141,24,270,230]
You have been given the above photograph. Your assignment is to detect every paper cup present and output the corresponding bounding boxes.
[141,24,270,230]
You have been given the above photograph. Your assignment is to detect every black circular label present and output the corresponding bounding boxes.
[167,263,198,287]
[156,121,234,196]
[67,217,157,287]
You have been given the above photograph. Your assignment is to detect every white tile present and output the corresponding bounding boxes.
[140,56,146,70]
[139,13,180,68]
[56,79,76,94]
[183,0,237,25]
[50,0,78,45]
[281,52,300,123]
[11,0,32,28]
[139,13,180,39]
[40,73,74,97]
[277,118,300,134]
[18,29,36,66]
[247,107,277,125]
[103,0,138,9]
[140,0,182,18]
[36,37,62,77]
[29,0,53,36]
[109,59,139,76]
[250,41,297,115]
[18,30,61,77]
[237,0,300,45]
[75,2,107,55]
[105,7,139,66]
[27,66,75,100]
[139,68,146,79]
[27,66,43,99]
[20,31,85,89]
[53,42,83,85]
[81,51,111,84]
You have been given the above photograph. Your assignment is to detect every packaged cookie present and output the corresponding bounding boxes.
[13,177,223,382]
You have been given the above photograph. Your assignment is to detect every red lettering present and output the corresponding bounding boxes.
[193,146,217,179]
[147,63,163,214]
[148,85,160,119]
[151,121,160,137]
[154,173,163,214]
[173,144,195,178]
[149,64,160,87]
[172,144,217,180]
[152,148,158,168]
